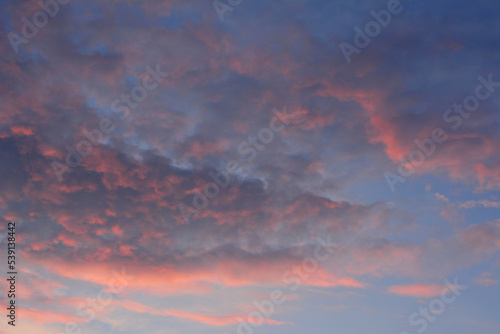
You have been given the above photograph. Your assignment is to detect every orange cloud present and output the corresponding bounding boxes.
[115,299,287,327]
[387,283,447,298]
[18,308,86,325]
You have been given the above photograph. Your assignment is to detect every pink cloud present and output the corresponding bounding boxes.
[474,272,500,287]
[387,283,448,298]
[115,299,288,327]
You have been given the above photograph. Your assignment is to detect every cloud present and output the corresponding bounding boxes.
[460,199,500,209]
[1,0,500,332]
[387,283,449,298]
[474,272,500,287]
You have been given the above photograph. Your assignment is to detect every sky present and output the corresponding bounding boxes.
[0,0,499,333]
